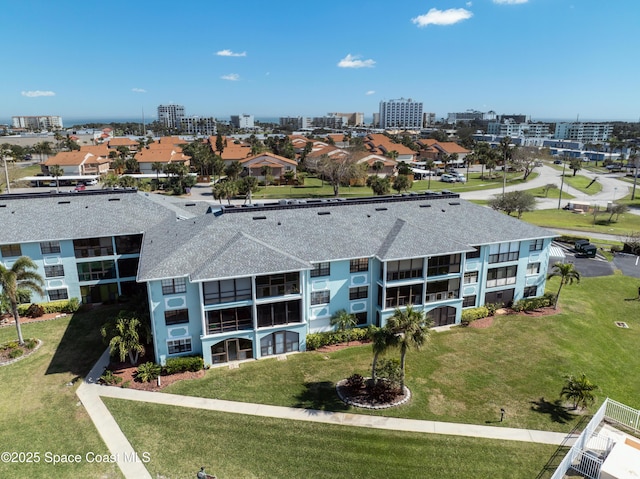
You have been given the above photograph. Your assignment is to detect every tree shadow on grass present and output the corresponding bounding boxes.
[293,381,350,414]
[530,397,577,424]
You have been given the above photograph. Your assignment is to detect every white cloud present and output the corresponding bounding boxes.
[221,73,240,81]
[411,8,473,27]
[21,90,55,97]
[216,49,247,57]
[131,88,147,93]
[366,90,376,95]
[337,54,376,68]
[493,0,528,4]
[466,1,473,6]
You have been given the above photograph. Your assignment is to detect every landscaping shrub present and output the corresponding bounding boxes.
[512,293,556,313]
[461,306,489,325]
[23,338,38,350]
[370,379,401,403]
[25,303,45,318]
[136,362,162,383]
[2,341,19,351]
[8,349,23,359]
[163,355,204,375]
[375,358,402,386]
[17,298,81,317]
[100,369,123,386]
[485,302,504,316]
[305,326,375,351]
[346,373,365,391]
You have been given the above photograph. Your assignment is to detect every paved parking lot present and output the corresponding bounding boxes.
[613,253,640,279]
[550,242,615,278]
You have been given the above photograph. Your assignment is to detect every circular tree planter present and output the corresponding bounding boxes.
[0,339,43,367]
[336,378,411,409]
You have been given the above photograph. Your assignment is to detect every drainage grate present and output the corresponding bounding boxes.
[615,322,629,328]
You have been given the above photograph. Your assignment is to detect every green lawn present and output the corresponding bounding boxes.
[562,174,603,195]
[104,398,558,479]
[251,172,538,199]
[521,207,640,236]
[527,185,575,200]
[165,275,640,434]
[0,308,123,479]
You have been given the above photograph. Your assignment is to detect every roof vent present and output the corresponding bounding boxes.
[252,216,267,220]
[185,203,196,207]
[58,200,71,204]
[108,198,120,202]
[317,211,331,216]
[419,204,431,208]
[375,207,388,211]
[0,204,6,208]
[448,202,460,206]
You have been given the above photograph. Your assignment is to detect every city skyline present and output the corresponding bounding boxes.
[2,0,639,122]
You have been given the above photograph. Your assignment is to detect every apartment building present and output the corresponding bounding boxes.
[12,115,63,130]
[554,122,613,143]
[230,114,255,129]
[157,104,185,129]
[379,98,424,130]
[179,116,217,136]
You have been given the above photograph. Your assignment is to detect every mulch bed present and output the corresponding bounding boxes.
[105,354,206,391]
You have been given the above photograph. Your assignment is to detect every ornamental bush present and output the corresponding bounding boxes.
[163,355,204,375]
[305,326,376,351]
[461,306,489,325]
[136,362,162,383]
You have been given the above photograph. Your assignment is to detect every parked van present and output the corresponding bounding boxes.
[440,174,456,183]
[453,173,466,183]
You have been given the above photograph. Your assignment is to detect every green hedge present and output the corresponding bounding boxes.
[162,355,204,375]
[461,306,489,324]
[511,293,556,312]
[306,326,375,351]
[17,298,80,316]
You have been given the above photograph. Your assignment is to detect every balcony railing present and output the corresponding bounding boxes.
[425,289,459,303]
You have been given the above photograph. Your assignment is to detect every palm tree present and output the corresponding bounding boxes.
[371,327,398,384]
[48,164,64,193]
[101,314,146,365]
[261,165,273,185]
[385,306,431,388]
[330,309,357,345]
[151,161,164,183]
[425,159,435,189]
[372,160,384,176]
[224,160,243,181]
[0,257,44,345]
[561,373,597,410]
[547,262,580,309]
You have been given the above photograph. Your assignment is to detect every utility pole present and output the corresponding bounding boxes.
[557,159,567,209]
[2,155,11,194]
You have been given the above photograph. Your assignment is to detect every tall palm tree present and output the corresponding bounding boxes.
[547,262,580,309]
[425,159,435,189]
[101,314,146,365]
[48,164,64,193]
[151,162,164,183]
[0,257,44,345]
[385,306,431,388]
[330,309,357,345]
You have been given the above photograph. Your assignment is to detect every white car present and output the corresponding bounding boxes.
[440,174,456,183]
[85,179,98,186]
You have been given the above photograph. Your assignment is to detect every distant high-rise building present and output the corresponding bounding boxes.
[423,112,436,127]
[326,112,364,127]
[230,114,255,129]
[279,116,311,130]
[379,98,423,129]
[157,104,185,129]
[179,116,217,136]
[12,115,63,130]
[554,122,613,143]
[446,110,497,124]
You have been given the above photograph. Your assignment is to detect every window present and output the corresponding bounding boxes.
[167,338,192,354]
[206,307,252,334]
[526,263,541,275]
[385,284,423,308]
[529,239,544,252]
[77,261,116,281]
[486,266,518,288]
[1,244,21,257]
[260,331,299,357]
[203,278,252,305]
[310,290,330,305]
[354,312,367,326]
[463,271,478,284]
[310,262,330,277]
[386,259,423,281]
[44,265,65,278]
[117,258,139,278]
[523,286,537,298]
[257,300,301,328]
[115,234,143,255]
[161,277,187,295]
[426,278,460,303]
[164,309,189,326]
[350,258,369,273]
[73,237,113,258]
[48,288,68,301]
[427,254,461,276]
[255,273,299,298]
[463,295,476,308]
[40,241,61,254]
[489,242,519,264]
[349,286,368,300]
[466,246,481,259]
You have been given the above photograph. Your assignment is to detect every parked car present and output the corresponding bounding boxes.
[453,173,466,183]
[553,159,563,164]
[440,174,456,183]
[85,179,98,185]
[74,184,86,191]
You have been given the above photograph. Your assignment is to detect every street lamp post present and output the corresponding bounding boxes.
[557,160,567,209]
[2,157,10,194]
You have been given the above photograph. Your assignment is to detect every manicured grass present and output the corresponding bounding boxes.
[104,398,558,479]
[251,173,539,199]
[562,174,603,195]
[521,206,640,236]
[165,275,640,433]
[526,185,575,200]
[0,308,123,479]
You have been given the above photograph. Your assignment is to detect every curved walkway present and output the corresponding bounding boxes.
[77,350,578,479]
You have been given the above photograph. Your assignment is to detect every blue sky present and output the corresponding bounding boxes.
[2,0,639,123]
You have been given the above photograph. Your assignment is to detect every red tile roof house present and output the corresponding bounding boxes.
[107,137,140,153]
[365,133,416,163]
[239,152,297,182]
[43,151,111,176]
[134,141,191,174]
[208,136,252,162]
[353,152,398,176]
[416,139,470,167]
